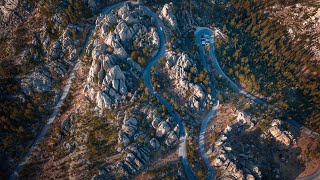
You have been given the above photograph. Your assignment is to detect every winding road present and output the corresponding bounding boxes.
[140,5,196,180]
[195,27,220,179]
[10,1,196,180]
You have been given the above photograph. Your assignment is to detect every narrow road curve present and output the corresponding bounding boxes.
[141,5,195,180]
[195,28,220,179]
[198,106,217,180]
[9,2,128,179]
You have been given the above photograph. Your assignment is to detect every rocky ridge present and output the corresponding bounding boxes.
[84,2,159,111]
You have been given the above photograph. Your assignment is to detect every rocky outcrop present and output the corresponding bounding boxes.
[122,116,138,137]
[150,115,179,147]
[209,112,261,179]
[150,27,159,46]
[116,20,139,42]
[84,2,160,110]
[149,138,160,149]
[165,51,209,110]
[165,131,178,146]
[21,69,54,95]
[87,64,128,110]
[170,52,195,79]
[117,114,139,149]
[85,48,128,109]
[159,3,178,30]
[268,119,295,147]
[117,144,151,176]
[156,121,171,138]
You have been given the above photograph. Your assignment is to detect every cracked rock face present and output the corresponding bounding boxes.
[171,52,195,79]
[89,64,128,110]
[118,144,151,176]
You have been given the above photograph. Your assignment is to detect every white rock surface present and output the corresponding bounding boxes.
[156,121,170,138]
[149,138,160,149]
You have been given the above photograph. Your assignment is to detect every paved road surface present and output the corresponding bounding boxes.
[195,28,220,179]
[198,106,217,180]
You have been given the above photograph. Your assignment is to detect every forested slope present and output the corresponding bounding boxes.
[211,0,320,132]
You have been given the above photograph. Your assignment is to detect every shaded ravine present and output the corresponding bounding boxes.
[141,5,196,180]
[8,2,128,179]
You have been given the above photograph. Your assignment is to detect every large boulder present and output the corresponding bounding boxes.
[268,120,294,147]
[122,117,138,137]
[21,69,54,95]
[112,43,128,60]
[127,57,142,73]
[103,65,127,94]
[152,117,162,128]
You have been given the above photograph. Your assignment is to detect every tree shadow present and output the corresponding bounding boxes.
[214,117,305,179]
